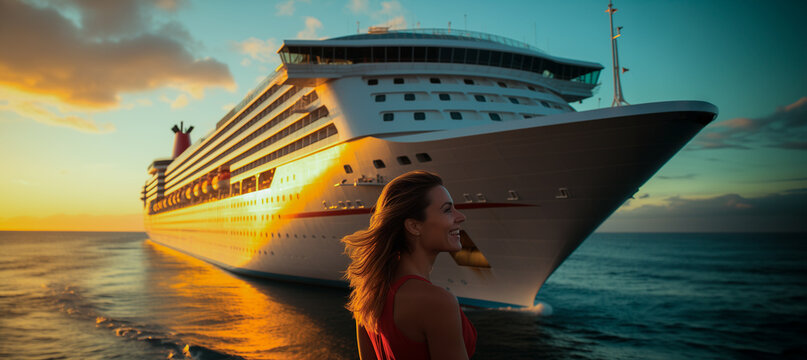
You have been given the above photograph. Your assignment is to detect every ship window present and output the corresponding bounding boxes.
[373,159,386,169]
[528,86,536,91]
[489,113,502,121]
[463,78,474,85]
[474,95,486,102]
[438,93,450,101]
[368,79,378,85]
[397,156,412,165]
[393,78,404,84]
[450,112,462,120]
[258,168,275,190]
[430,77,441,84]
[540,100,550,107]
[439,47,452,62]
[498,81,508,88]
[414,112,426,120]
[383,113,394,121]
[523,114,532,119]
[343,164,353,174]
[426,47,439,62]
[241,177,256,194]
[415,153,432,162]
[509,97,520,104]
[404,93,415,101]
[375,94,386,102]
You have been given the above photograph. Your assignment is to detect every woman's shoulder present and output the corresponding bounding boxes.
[396,278,460,316]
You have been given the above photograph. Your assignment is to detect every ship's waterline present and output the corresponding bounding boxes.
[143,28,717,307]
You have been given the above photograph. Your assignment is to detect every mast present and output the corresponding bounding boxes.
[607,0,629,107]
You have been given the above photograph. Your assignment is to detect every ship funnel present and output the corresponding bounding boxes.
[172,121,193,159]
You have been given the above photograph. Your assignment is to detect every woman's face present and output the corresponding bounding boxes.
[416,185,466,252]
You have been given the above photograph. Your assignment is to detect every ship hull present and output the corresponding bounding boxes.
[145,101,716,307]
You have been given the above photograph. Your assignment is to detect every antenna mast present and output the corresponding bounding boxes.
[607,0,629,107]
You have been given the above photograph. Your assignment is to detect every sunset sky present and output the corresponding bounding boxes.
[0,0,804,232]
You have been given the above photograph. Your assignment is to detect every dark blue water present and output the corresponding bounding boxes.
[1,232,805,359]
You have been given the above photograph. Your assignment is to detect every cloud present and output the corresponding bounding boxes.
[600,189,807,232]
[345,0,408,30]
[235,37,280,64]
[0,0,234,111]
[0,88,113,133]
[691,96,807,151]
[297,16,323,39]
[161,93,189,109]
[347,0,369,13]
[276,0,296,16]
[379,15,407,30]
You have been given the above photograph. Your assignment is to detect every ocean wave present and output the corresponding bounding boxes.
[47,283,244,360]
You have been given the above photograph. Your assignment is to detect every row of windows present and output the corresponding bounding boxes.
[154,114,331,214]
[279,45,601,84]
[168,90,318,190]
[372,91,569,110]
[169,83,286,181]
[341,152,432,174]
[233,123,339,176]
[167,86,304,185]
[368,76,548,92]
[381,111,520,122]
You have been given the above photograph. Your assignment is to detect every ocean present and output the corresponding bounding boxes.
[0,231,804,359]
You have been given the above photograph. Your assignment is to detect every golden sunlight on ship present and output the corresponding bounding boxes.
[238,143,349,266]
[145,240,347,359]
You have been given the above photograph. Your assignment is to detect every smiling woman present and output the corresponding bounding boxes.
[342,170,476,359]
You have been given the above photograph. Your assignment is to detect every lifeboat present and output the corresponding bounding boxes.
[193,183,200,197]
[202,180,210,194]
[185,187,192,200]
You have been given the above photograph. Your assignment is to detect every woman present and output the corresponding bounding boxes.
[342,170,476,359]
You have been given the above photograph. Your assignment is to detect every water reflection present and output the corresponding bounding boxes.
[143,240,356,359]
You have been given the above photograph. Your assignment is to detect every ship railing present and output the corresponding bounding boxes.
[383,28,547,55]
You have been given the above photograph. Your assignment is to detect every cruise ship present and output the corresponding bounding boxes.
[142,28,717,308]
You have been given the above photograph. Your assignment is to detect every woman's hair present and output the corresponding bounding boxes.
[342,170,443,330]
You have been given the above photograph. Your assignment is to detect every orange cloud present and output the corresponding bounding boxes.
[0,0,234,109]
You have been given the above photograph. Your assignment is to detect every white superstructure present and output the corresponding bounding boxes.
[143,29,717,307]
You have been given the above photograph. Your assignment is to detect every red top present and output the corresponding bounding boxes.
[367,275,477,359]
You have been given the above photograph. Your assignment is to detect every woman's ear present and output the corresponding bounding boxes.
[404,218,421,237]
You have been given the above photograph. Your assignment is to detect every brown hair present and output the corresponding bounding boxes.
[342,170,443,330]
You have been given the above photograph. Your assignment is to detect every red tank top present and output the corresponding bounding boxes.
[367,275,477,359]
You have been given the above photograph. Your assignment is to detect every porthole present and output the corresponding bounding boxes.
[393,78,404,84]
[540,100,550,107]
[375,94,386,102]
[464,79,474,85]
[430,77,441,84]
[373,159,386,169]
[450,112,462,120]
[414,112,425,120]
[368,79,378,85]
[489,113,502,121]
[498,81,508,88]
[404,93,415,101]
[474,95,486,102]
[383,113,394,121]
[415,153,432,162]
[397,156,412,165]
[509,97,519,104]
[438,93,450,101]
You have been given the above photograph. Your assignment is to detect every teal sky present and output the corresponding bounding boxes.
[0,0,804,231]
